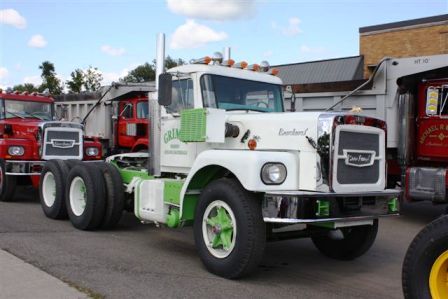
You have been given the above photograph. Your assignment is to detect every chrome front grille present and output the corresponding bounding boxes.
[42,123,83,160]
[332,125,386,192]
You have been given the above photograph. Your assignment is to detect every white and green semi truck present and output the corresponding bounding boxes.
[39,34,400,278]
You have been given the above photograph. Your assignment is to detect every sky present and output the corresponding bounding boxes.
[0,0,447,89]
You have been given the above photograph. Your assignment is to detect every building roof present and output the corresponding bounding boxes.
[359,14,448,34]
[274,55,364,85]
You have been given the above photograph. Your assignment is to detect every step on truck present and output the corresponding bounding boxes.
[0,89,102,203]
[288,54,448,207]
[39,34,400,278]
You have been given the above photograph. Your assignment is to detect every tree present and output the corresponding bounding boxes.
[120,63,155,83]
[66,69,85,93]
[38,61,63,95]
[12,83,38,93]
[119,57,185,83]
[165,56,186,69]
[83,66,103,92]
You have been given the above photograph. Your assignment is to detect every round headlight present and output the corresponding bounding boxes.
[85,147,99,156]
[8,146,24,156]
[261,163,287,185]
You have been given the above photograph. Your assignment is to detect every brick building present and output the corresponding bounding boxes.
[359,14,448,77]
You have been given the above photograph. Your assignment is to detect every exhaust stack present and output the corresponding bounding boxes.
[148,33,165,176]
[223,47,231,61]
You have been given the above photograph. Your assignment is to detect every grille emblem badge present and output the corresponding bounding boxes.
[51,139,75,148]
[343,150,375,167]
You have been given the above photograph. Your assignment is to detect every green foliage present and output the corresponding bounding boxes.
[120,56,185,83]
[66,69,85,93]
[38,61,63,95]
[83,66,103,92]
[120,62,154,83]
[12,83,38,93]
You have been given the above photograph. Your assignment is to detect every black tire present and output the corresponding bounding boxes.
[94,162,124,229]
[66,163,106,230]
[0,159,17,202]
[193,178,266,279]
[311,219,378,260]
[39,160,69,219]
[64,159,83,170]
[402,215,448,299]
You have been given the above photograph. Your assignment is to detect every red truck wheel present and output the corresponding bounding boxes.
[0,159,17,202]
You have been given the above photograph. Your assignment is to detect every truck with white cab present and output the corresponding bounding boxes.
[39,34,400,278]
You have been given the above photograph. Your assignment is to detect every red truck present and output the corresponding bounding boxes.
[290,54,448,207]
[55,83,154,155]
[0,89,102,201]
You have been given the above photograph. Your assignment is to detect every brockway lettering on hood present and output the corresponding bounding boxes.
[279,128,309,136]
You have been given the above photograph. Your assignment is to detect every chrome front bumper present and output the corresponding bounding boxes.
[262,189,401,224]
[6,160,45,175]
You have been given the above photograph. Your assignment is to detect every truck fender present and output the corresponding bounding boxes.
[131,138,149,152]
[178,150,300,219]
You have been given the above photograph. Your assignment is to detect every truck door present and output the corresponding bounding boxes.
[117,101,136,149]
[416,80,448,161]
[160,78,197,174]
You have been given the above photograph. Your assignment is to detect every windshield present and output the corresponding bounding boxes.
[201,74,283,112]
[136,101,149,119]
[2,99,53,120]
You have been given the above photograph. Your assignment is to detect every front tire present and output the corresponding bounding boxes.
[402,215,448,299]
[66,164,106,230]
[193,178,266,279]
[0,159,16,202]
[311,219,378,260]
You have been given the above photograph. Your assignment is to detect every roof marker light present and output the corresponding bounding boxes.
[246,64,260,72]
[221,59,235,67]
[190,56,211,65]
[268,68,279,76]
[232,61,248,69]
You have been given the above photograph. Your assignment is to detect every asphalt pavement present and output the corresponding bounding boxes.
[0,186,445,299]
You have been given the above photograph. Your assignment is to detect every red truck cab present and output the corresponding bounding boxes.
[0,90,102,201]
[115,96,149,152]
[405,78,448,203]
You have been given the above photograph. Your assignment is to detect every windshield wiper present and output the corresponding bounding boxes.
[6,111,25,119]
[226,108,267,113]
[26,112,45,120]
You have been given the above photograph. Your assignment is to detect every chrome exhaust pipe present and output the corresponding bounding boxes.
[148,33,165,176]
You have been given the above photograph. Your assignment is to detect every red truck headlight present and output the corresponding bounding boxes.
[8,146,25,156]
[85,147,99,157]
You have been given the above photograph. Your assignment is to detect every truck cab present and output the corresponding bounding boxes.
[0,90,102,201]
[43,43,399,279]
[116,96,148,152]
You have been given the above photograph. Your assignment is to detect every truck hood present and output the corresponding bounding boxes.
[215,111,322,152]
[0,118,42,139]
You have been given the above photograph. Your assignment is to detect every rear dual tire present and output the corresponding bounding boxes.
[39,160,124,230]
[66,164,106,230]
[39,160,69,219]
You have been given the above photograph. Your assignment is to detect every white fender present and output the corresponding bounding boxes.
[179,149,311,217]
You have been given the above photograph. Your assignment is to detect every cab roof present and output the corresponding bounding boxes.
[0,91,54,103]
[167,64,283,85]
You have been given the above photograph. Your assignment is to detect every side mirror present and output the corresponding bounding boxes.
[158,73,173,106]
[286,85,296,112]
